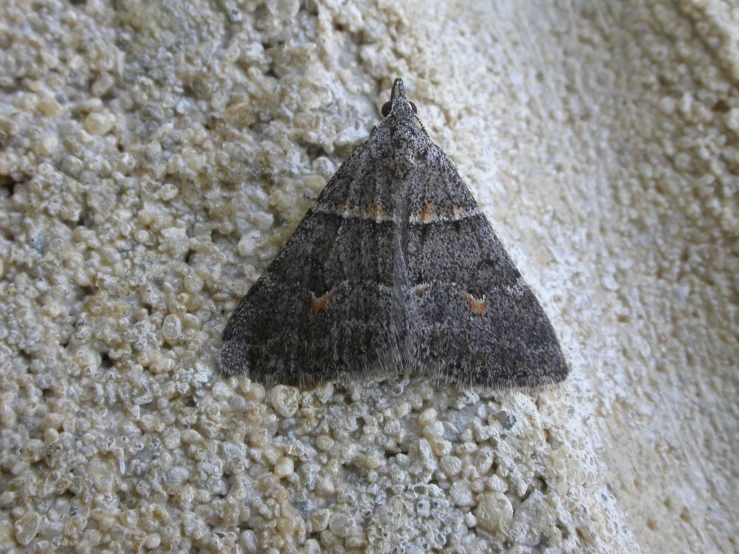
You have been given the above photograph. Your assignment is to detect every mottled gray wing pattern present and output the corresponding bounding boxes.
[220,131,413,387]
[221,78,568,390]
[404,144,568,388]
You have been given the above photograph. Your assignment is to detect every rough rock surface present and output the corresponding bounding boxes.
[0,1,735,553]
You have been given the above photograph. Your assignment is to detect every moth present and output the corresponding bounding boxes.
[220,79,568,389]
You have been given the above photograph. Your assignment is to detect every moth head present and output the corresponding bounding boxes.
[381,78,419,121]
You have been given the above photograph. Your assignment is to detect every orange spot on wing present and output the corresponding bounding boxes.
[310,291,333,312]
[368,203,383,221]
[464,292,487,316]
[421,203,434,223]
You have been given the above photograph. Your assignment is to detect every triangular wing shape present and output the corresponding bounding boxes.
[220,132,415,387]
[221,78,568,390]
[404,143,569,388]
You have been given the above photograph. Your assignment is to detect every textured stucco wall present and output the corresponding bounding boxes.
[0,1,735,553]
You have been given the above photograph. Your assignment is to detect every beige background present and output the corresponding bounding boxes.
[0,0,736,552]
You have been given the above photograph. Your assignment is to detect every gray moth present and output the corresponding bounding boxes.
[220,79,568,389]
